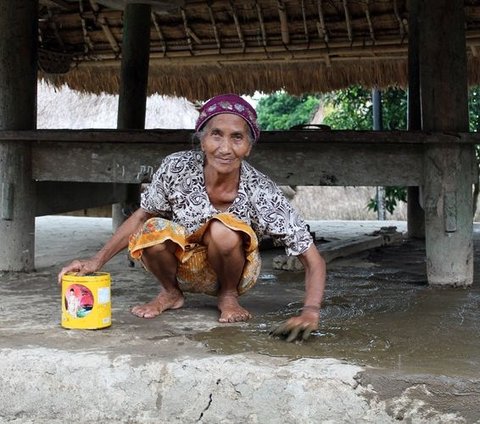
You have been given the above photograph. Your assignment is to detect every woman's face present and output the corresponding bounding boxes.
[201,113,252,175]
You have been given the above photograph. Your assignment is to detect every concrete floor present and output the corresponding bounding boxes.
[0,216,479,423]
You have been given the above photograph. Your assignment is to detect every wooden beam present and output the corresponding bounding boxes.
[29,139,429,186]
[300,0,309,44]
[1,129,479,145]
[230,2,246,51]
[151,12,167,55]
[277,1,290,45]
[256,2,268,47]
[343,0,353,43]
[207,4,221,52]
[316,0,329,46]
[181,8,194,52]
[78,37,409,66]
[0,128,476,190]
[364,0,375,43]
[47,8,65,50]
[89,0,100,12]
[98,15,120,53]
[79,0,94,52]
[393,0,406,40]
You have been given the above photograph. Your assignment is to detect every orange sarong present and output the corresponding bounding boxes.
[128,213,261,296]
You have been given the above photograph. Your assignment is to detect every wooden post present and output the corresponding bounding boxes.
[372,89,386,220]
[372,89,385,221]
[419,0,473,285]
[407,0,425,239]
[0,1,37,271]
[113,3,151,230]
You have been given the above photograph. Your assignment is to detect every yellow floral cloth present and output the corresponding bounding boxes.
[128,213,261,296]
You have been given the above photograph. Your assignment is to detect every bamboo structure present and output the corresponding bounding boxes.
[37,0,480,99]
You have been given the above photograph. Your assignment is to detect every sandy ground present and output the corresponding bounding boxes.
[1,216,479,423]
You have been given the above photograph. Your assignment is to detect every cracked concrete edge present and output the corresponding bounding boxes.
[0,347,471,424]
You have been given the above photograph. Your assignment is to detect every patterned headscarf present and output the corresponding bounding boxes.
[195,94,260,142]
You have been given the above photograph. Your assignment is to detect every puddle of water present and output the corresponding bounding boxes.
[193,241,480,377]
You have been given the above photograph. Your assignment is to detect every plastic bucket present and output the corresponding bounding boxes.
[61,272,111,329]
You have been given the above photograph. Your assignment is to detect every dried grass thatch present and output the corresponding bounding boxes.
[43,59,409,100]
[37,81,198,129]
[36,1,480,99]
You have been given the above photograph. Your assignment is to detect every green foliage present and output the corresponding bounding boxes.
[322,86,373,130]
[255,86,480,216]
[366,186,408,215]
[468,87,480,217]
[322,86,408,215]
[322,85,407,130]
[256,91,321,130]
[469,86,480,132]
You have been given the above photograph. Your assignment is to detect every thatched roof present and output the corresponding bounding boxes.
[37,81,198,129]
[38,0,480,99]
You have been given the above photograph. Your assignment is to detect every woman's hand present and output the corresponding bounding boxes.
[270,308,319,342]
[57,209,154,285]
[57,257,102,285]
[271,244,325,342]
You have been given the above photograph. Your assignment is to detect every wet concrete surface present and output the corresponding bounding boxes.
[196,239,480,377]
[1,216,479,422]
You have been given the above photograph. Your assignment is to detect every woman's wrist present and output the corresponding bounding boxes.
[301,305,320,314]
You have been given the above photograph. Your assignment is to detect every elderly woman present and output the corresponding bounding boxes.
[59,94,326,341]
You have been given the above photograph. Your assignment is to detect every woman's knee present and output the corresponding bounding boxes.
[203,220,243,253]
[142,240,177,260]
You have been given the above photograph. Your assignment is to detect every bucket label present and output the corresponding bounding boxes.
[97,287,111,304]
[65,284,94,318]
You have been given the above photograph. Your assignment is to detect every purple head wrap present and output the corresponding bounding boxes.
[195,94,260,142]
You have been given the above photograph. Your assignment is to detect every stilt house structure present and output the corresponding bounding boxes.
[0,0,478,287]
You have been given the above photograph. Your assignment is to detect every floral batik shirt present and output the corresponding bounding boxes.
[140,150,313,256]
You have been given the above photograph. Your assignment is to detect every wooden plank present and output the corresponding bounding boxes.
[30,140,427,186]
[252,141,424,186]
[0,128,476,187]
[32,141,189,184]
[272,231,404,270]
[0,129,479,145]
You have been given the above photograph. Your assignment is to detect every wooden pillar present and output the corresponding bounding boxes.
[112,3,151,230]
[407,0,425,239]
[0,1,37,271]
[372,89,386,220]
[419,0,473,286]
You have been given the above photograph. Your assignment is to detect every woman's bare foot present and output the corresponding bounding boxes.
[217,291,251,323]
[131,289,184,319]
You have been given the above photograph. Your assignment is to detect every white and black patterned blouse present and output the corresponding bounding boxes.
[140,150,313,256]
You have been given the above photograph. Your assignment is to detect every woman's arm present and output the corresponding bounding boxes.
[271,243,326,342]
[57,208,154,283]
[298,243,326,311]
